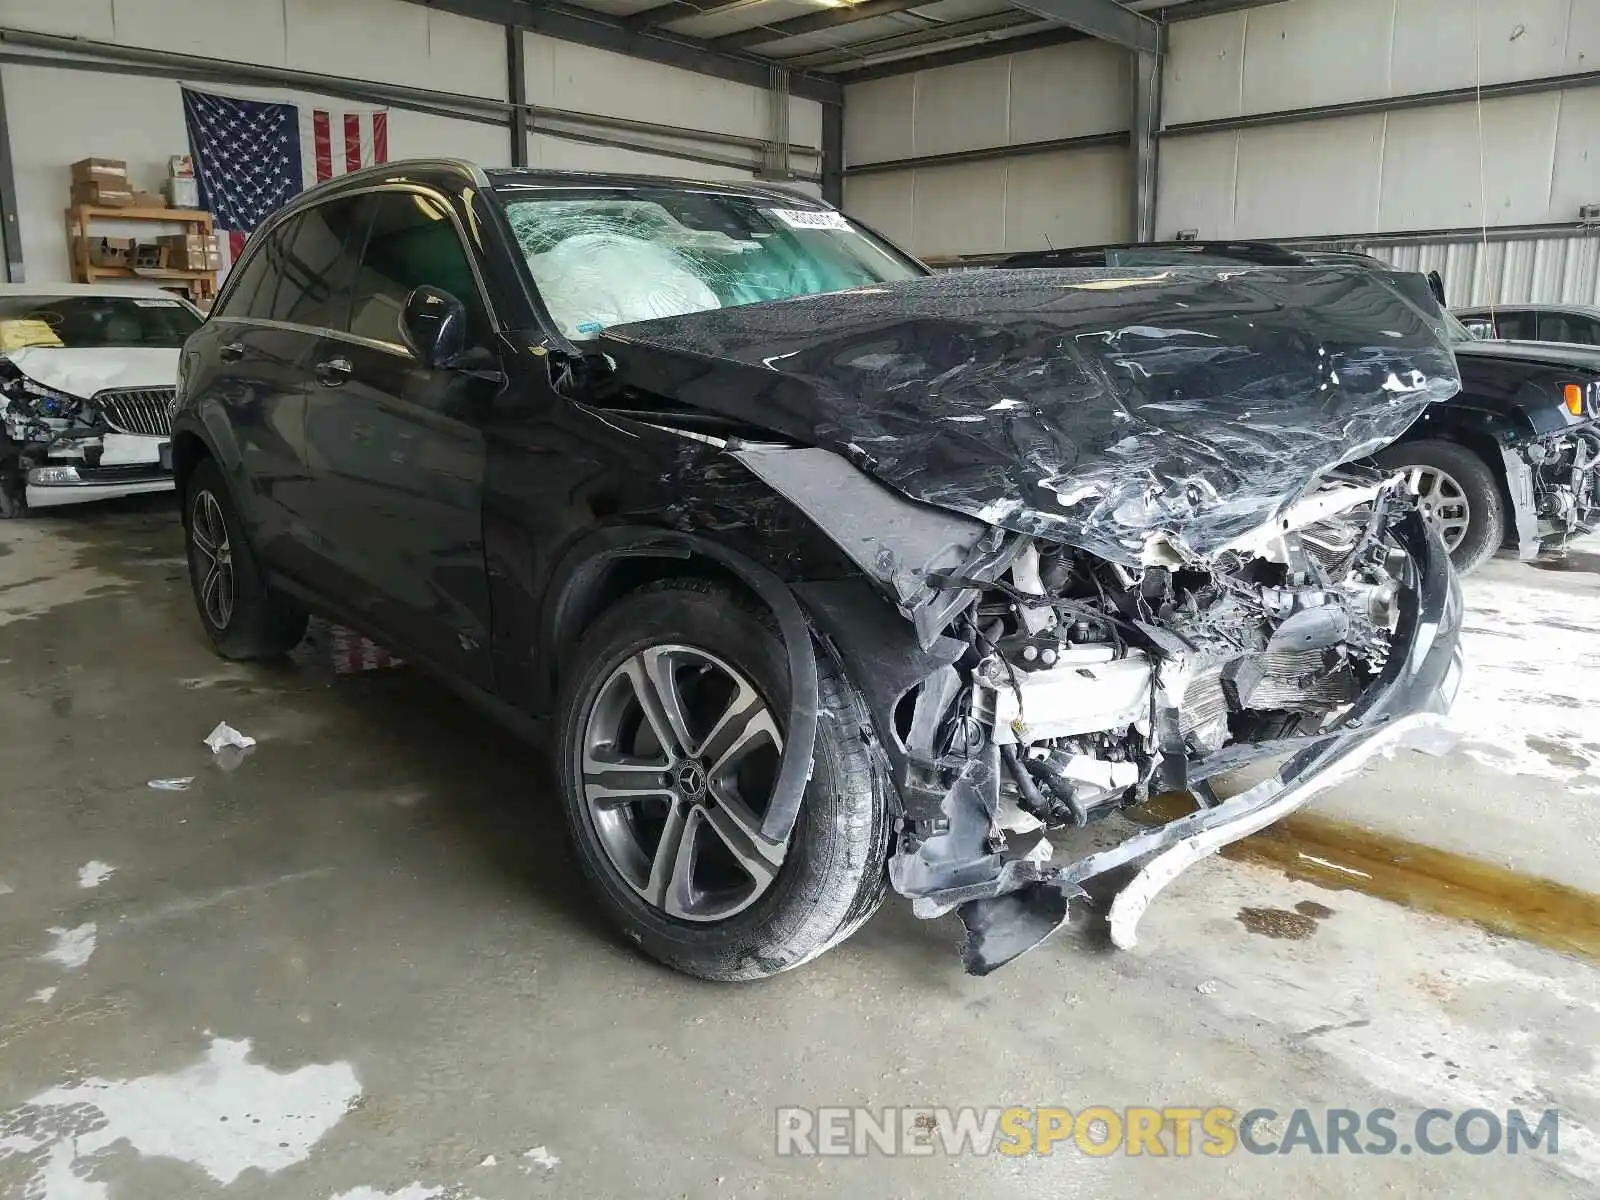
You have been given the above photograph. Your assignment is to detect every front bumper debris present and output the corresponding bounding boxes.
[950,510,1463,974]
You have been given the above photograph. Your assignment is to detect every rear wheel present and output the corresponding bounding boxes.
[184,457,307,658]
[557,581,889,981]
[1373,439,1503,575]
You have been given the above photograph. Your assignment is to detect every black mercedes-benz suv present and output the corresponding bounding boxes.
[173,160,1462,979]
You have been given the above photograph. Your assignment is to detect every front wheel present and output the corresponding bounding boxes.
[557,580,889,981]
[183,457,307,659]
[1372,439,1504,575]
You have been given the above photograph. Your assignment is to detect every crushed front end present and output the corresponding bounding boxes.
[874,472,1461,972]
[607,261,1466,973]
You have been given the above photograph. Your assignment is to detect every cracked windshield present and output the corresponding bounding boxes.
[500,189,922,340]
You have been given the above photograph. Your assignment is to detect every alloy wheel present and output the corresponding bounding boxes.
[581,644,787,923]
[1399,465,1471,552]
[190,489,235,630]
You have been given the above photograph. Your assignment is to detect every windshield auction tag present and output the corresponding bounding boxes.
[767,208,851,231]
[133,299,182,308]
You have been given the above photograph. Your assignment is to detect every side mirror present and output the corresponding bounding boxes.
[400,285,467,369]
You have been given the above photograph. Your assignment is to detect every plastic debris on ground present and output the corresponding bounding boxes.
[203,722,256,753]
[147,777,195,791]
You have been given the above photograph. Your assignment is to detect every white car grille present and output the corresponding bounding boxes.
[95,387,176,437]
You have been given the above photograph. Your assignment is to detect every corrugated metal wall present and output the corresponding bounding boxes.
[1345,233,1600,308]
[841,39,1134,259]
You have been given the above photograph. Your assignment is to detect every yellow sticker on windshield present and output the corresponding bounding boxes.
[0,319,64,351]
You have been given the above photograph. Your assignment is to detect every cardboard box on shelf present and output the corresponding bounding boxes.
[157,233,219,271]
[168,154,194,178]
[70,157,127,184]
[70,180,134,207]
[133,243,164,270]
[80,236,135,269]
[164,176,200,209]
[131,190,164,208]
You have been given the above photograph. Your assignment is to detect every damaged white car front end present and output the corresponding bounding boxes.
[0,288,197,517]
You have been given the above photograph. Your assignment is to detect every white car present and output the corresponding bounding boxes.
[0,282,203,516]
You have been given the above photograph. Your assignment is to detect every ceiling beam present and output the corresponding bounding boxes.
[834,24,1086,82]
[623,0,769,34]
[1004,0,1159,53]
[776,10,1039,70]
[402,0,842,104]
[711,0,938,54]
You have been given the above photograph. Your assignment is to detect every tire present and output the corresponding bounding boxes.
[557,580,890,981]
[0,467,23,519]
[1373,438,1504,575]
[183,457,307,659]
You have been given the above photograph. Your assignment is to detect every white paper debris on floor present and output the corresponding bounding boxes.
[0,879,13,896]
[1452,574,1600,791]
[327,1186,450,1200]
[38,922,97,970]
[77,861,114,889]
[522,1146,559,1171]
[0,1037,361,1195]
[30,986,58,1004]
[203,722,256,753]
[147,777,195,791]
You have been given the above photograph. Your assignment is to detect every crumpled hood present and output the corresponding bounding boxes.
[600,266,1461,564]
[4,346,179,399]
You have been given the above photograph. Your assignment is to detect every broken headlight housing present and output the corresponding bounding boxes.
[0,361,88,442]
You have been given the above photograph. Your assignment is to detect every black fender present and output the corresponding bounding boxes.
[545,525,820,844]
[169,403,251,520]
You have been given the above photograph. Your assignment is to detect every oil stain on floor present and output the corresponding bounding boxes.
[1131,793,1600,960]
[1227,809,1600,961]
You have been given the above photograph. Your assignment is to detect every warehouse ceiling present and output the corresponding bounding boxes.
[422,0,1272,98]
[565,0,1195,77]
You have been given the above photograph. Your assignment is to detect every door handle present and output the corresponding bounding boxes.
[219,342,246,362]
[315,357,353,387]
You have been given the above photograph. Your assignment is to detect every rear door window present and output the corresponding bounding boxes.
[1538,312,1598,344]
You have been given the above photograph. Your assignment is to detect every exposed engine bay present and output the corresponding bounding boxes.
[749,452,1457,976]
[1525,427,1600,545]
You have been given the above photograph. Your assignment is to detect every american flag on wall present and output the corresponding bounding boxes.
[180,86,389,272]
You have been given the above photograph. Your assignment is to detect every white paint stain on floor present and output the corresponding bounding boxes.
[76,862,114,890]
[29,986,57,1004]
[38,922,96,970]
[0,1036,361,1196]
[327,1185,468,1200]
[1452,573,1600,791]
[522,1146,559,1171]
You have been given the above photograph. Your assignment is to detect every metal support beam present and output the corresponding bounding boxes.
[507,24,529,166]
[844,130,1128,176]
[1003,0,1159,54]
[712,0,939,53]
[0,63,20,281]
[624,0,769,33]
[835,25,1088,83]
[821,103,843,207]
[783,11,1042,71]
[1162,66,1600,137]
[401,0,841,104]
[1131,42,1162,242]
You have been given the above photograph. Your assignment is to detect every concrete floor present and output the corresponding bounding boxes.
[2,498,1599,1199]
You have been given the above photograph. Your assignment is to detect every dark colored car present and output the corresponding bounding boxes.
[173,161,1462,979]
[1008,243,1600,573]
[1455,303,1600,345]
